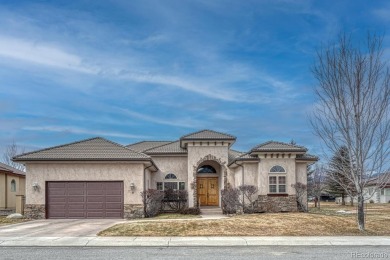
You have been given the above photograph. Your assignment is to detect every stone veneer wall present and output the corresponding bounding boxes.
[254,195,298,213]
[24,204,45,219]
[124,204,144,219]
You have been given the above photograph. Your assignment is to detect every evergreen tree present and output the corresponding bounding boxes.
[325,146,353,205]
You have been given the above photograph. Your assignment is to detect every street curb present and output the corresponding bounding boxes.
[0,236,389,247]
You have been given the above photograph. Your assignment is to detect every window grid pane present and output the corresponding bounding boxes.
[269,185,277,193]
[164,182,178,190]
[269,176,277,184]
[157,182,163,191]
[179,182,185,190]
[278,176,286,184]
[279,185,286,193]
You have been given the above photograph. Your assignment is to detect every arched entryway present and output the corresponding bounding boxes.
[197,163,219,206]
[192,154,228,207]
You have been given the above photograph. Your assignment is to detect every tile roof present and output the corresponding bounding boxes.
[228,149,261,166]
[126,141,172,152]
[13,137,151,161]
[144,141,187,154]
[296,154,319,161]
[228,149,244,164]
[251,141,307,153]
[180,129,236,141]
[0,162,25,175]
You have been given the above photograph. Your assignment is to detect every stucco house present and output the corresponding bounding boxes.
[13,129,317,219]
[0,162,26,212]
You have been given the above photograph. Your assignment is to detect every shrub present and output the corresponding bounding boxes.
[369,199,374,203]
[180,207,200,215]
[162,189,188,212]
[221,188,240,214]
[141,189,164,218]
[238,185,258,213]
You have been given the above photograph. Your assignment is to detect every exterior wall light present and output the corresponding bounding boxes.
[130,182,136,193]
[32,182,40,192]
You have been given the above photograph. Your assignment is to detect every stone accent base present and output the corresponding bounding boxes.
[124,204,144,219]
[254,195,298,213]
[24,204,45,219]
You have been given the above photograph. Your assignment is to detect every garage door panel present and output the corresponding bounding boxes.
[105,196,122,203]
[106,203,122,210]
[47,181,123,219]
[106,190,123,196]
[48,197,67,203]
[68,196,85,203]
[67,182,85,189]
[68,189,86,196]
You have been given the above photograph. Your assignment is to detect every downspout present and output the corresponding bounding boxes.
[143,164,155,192]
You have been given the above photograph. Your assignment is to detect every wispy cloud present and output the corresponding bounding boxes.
[118,108,203,128]
[0,36,96,74]
[23,126,150,139]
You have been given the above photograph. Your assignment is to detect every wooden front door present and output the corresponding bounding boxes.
[197,177,219,206]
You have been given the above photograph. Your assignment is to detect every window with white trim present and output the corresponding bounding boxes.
[269,165,287,193]
[156,173,185,191]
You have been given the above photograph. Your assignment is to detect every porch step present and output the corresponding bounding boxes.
[200,207,226,219]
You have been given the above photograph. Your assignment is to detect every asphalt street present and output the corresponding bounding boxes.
[1,246,389,260]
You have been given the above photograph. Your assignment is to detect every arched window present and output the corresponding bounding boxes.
[11,179,16,192]
[165,173,177,180]
[197,165,217,174]
[270,165,286,173]
[269,166,286,193]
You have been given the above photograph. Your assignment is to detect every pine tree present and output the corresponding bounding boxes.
[325,146,354,205]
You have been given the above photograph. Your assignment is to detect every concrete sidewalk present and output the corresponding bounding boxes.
[0,236,389,247]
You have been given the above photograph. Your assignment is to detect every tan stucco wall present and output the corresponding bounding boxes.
[257,157,297,195]
[296,163,308,185]
[25,162,144,205]
[187,143,229,207]
[150,156,188,188]
[0,173,25,209]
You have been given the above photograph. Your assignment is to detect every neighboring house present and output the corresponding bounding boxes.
[13,129,317,219]
[0,162,26,211]
[365,173,390,203]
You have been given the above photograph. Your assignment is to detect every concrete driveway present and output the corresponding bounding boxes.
[0,219,125,237]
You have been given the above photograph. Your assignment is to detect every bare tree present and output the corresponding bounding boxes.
[238,185,258,213]
[2,140,25,171]
[291,182,308,212]
[307,164,327,209]
[311,33,390,231]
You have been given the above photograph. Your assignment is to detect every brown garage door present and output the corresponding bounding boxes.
[47,181,123,219]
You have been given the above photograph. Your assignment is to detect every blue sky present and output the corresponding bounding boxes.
[0,0,389,157]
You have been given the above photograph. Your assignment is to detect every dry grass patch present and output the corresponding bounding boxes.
[99,203,390,237]
[0,216,29,227]
[154,213,200,219]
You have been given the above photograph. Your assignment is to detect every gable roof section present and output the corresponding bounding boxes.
[144,141,187,155]
[251,141,307,153]
[13,137,151,162]
[126,141,172,152]
[0,162,25,176]
[180,129,236,148]
[181,129,236,140]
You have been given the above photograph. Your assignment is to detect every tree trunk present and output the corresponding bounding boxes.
[350,196,354,206]
[341,194,345,205]
[357,195,365,231]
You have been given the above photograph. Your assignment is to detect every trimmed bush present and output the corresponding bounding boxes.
[141,189,164,218]
[181,207,201,215]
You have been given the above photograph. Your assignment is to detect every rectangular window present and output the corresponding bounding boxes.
[381,189,385,196]
[164,182,178,190]
[157,182,186,191]
[269,176,287,193]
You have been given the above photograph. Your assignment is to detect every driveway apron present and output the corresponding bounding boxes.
[0,219,124,237]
